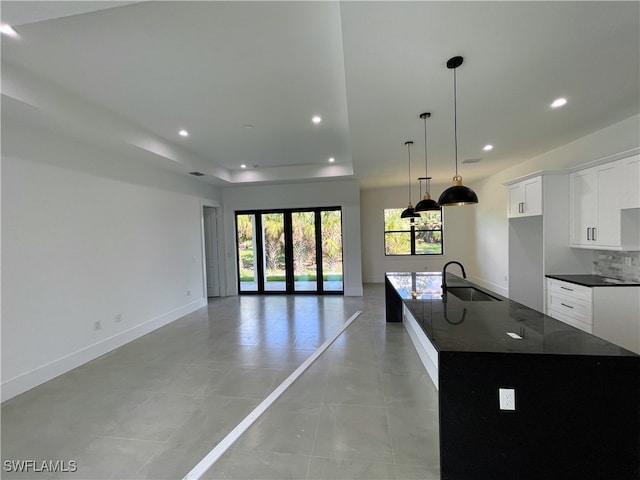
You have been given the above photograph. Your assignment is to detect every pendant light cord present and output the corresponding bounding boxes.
[423,115,428,194]
[406,141,412,203]
[453,66,459,177]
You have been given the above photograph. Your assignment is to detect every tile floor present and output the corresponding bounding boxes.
[1,284,440,479]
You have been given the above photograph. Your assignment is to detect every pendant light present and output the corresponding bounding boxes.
[414,112,440,212]
[401,141,420,219]
[438,56,479,206]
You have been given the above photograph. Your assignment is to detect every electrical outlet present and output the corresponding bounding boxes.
[94,320,102,331]
[625,257,632,266]
[187,290,191,296]
[499,388,516,411]
[115,314,122,323]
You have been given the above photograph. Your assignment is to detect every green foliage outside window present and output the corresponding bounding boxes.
[384,208,443,255]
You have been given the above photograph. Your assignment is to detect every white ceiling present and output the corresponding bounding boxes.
[2,1,639,189]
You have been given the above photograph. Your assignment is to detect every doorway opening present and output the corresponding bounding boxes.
[235,207,343,294]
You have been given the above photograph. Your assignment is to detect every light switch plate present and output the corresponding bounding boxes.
[499,388,516,411]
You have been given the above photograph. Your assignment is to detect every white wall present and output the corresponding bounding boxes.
[468,115,640,296]
[1,119,221,401]
[221,180,363,296]
[360,183,477,284]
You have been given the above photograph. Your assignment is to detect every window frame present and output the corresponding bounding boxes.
[383,208,444,256]
[235,206,344,294]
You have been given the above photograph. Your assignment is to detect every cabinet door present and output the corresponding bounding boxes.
[570,170,595,245]
[594,163,621,247]
[508,183,524,217]
[507,177,542,218]
[622,155,640,209]
[522,177,542,216]
[593,287,640,355]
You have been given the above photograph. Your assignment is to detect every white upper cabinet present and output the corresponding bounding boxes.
[570,157,640,250]
[570,162,620,248]
[621,154,640,209]
[507,176,542,218]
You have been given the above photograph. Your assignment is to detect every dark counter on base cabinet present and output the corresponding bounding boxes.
[386,272,640,480]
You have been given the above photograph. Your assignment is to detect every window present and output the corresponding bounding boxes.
[235,207,343,294]
[384,208,443,255]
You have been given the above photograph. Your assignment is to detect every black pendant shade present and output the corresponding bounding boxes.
[400,140,420,219]
[400,205,420,219]
[415,178,440,211]
[438,176,479,206]
[439,56,478,206]
[415,195,441,211]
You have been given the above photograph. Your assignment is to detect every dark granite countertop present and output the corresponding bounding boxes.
[545,274,640,287]
[386,272,637,357]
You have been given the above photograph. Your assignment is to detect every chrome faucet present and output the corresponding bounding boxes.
[441,261,467,301]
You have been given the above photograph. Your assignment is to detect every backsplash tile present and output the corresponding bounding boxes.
[593,251,640,282]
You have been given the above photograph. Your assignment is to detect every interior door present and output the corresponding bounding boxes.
[203,207,220,297]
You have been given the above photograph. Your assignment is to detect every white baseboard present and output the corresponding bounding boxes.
[1,299,207,402]
[344,284,364,296]
[363,274,385,284]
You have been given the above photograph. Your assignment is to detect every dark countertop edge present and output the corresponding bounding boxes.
[388,272,639,358]
[545,274,640,287]
[403,298,639,358]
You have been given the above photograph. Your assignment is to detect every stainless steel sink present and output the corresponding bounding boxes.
[446,286,501,302]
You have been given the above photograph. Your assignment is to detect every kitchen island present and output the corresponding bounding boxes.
[386,272,640,480]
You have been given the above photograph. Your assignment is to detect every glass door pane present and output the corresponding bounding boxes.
[262,213,286,292]
[321,210,343,291]
[237,214,258,292]
[291,211,317,292]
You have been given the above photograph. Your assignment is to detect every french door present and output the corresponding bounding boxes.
[235,207,343,294]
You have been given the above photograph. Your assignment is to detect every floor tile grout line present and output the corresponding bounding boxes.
[375,318,400,472]
[182,310,362,480]
[305,348,332,480]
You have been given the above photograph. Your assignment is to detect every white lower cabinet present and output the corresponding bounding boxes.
[546,279,593,333]
[546,278,640,354]
[592,287,640,355]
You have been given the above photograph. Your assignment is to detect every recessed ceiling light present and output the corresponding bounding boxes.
[178,129,189,137]
[0,24,18,37]
[328,157,335,163]
[240,164,247,169]
[311,115,322,124]
[243,124,254,129]
[483,144,493,151]
[551,97,567,108]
